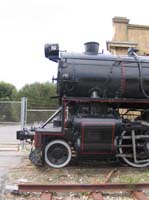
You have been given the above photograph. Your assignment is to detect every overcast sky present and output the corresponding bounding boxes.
[0,0,149,89]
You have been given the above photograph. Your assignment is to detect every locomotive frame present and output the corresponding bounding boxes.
[17,42,149,168]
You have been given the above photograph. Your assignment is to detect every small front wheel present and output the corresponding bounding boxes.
[45,140,72,168]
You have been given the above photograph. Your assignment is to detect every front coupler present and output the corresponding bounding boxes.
[17,129,34,141]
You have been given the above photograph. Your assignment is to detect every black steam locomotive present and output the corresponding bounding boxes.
[17,42,149,168]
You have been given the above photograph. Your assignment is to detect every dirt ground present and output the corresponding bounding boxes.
[0,125,149,199]
[2,148,149,200]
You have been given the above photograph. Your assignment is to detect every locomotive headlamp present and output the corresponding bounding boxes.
[44,43,59,63]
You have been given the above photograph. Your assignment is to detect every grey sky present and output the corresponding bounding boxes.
[0,0,148,89]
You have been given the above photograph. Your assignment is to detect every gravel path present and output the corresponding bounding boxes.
[0,125,25,199]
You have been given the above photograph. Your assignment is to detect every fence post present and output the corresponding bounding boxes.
[20,97,27,149]
[21,97,27,129]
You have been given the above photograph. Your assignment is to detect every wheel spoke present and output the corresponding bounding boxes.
[117,130,149,167]
[45,140,72,168]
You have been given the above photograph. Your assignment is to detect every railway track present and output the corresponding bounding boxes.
[2,155,149,199]
[16,169,149,199]
[18,182,149,200]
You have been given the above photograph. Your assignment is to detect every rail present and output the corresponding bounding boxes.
[18,182,149,200]
[18,183,149,192]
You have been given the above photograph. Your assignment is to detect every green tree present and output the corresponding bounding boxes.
[0,82,19,122]
[17,82,58,109]
[17,82,58,123]
[0,81,17,100]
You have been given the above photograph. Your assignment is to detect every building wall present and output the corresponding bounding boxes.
[107,17,149,55]
[128,25,149,55]
[112,17,129,41]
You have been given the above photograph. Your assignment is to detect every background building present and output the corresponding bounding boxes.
[107,17,149,55]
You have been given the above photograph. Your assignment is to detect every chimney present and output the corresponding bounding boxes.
[84,42,99,55]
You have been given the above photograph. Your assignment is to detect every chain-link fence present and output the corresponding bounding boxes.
[0,97,57,128]
[27,109,56,125]
[0,100,21,124]
[0,98,57,150]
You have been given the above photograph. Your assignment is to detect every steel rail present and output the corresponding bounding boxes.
[18,183,149,193]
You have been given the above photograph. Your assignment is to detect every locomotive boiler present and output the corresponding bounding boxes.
[17,42,149,168]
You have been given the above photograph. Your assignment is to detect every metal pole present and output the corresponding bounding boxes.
[25,97,27,126]
[21,97,27,129]
[20,97,27,149]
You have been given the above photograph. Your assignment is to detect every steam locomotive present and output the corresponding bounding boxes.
[17,42,149,168]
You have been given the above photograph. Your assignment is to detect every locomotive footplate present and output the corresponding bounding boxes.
[64,97,149,109]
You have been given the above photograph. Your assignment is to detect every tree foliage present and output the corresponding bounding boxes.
[0,81,17,100]
[17,82,58,109]
[0,82,18,121]
[0,81,58,123]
